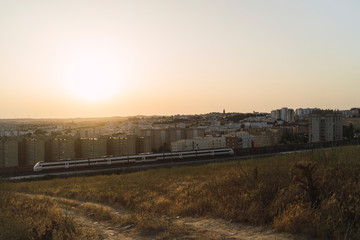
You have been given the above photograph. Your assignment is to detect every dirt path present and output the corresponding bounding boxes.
[67,209,134,240]
[16,193,136,239]
[17,193,311,240]
[174,217,310,240]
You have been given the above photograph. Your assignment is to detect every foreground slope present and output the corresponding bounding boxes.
[1,146,360,239]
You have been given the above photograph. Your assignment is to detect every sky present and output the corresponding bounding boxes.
[0,0,359,118]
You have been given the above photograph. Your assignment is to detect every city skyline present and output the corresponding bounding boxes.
[1,1,360,118]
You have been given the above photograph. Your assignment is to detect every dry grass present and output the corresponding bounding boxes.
[0,192,100,240]
[1,145,360,239]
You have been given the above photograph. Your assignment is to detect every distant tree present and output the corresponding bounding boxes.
[227,113,256,123]
[343,124,354,140]
[50,131,61,137]
[34,129,46,135]
[281,132,307,144]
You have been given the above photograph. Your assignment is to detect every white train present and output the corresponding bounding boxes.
[33,148,234,172]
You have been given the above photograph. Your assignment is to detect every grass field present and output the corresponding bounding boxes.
[1,145,360,239]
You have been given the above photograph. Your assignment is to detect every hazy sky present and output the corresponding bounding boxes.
[1,0,359,118]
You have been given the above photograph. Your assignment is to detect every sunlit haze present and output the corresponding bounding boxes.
[1,0,359,118]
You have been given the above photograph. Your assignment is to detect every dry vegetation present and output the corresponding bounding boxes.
[0,192,100,240]
[1,145,360,239]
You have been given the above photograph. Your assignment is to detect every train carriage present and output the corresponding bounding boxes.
[33,148,234,172]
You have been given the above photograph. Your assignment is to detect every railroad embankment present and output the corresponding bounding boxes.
[1,145,360,239]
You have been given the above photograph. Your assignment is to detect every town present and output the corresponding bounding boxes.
[1,107,359,169]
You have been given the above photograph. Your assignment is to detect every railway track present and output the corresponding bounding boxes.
[3,150,313,181]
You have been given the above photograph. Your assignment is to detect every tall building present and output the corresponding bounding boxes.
[351,108,360,118]
[271,109,281,121]
[25,137,45,165]
[138,128,205,152]
[136,136,152,154]
[309,110,343,142]
[76,137,107,158]
[271,107,295,122]
[153,129,169,151]
[295,108,320,119]
[108,136,136,156]
[185,128,205,139]
[0,137,19,168]
[138,129,169,151]
[168,128,185,143]
[46,137,75,161]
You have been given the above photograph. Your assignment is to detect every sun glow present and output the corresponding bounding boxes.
[60,44,125,102]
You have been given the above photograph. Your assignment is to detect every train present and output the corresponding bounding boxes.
[33,148,234,172]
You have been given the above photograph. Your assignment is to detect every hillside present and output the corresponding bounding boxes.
[1,146,360,239]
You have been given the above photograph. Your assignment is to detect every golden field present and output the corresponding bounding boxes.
[1,145,360,239]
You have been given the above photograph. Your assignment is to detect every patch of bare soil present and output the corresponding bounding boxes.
[18,193,313,239]
[67,209,134,240]
[17,193,136,239]
[173,217,311,240]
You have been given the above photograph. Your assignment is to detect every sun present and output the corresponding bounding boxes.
[61,48,123,102]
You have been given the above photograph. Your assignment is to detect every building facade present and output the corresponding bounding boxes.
[25,137,45,165]
[295,108,320,119]
[309,110,343,142]
[46,137,75,161]
[171,136,226,152]
[271,107,295,122]
[0,137,19,168]
[136,136,152,154]
[76,137,107,158]
[108,136,136,156]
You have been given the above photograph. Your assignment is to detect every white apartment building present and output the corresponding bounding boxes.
[296,108,320,119]
[171,136,226,151]
[243,122,270,129]
[235,131,253,148]
[271,107,295,122]
[309,110,343,142]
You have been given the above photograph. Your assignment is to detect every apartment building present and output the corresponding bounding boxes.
[25,137,45,165]
[295,108,320,119]
[246,128,282,147]
[351,108,360,118]
[46,137,75,161]
[168,128,185,143]
[251,132,274,147]
[0,137,18,167]
[171,136,225,151]
[136,136,152,154]
[225,136,242,150]
[138,128,205,152]
[185,128,205,139]
[235,131,253,148]
[76,137,107,158]
[108,136,136,156]
[271,107,295,122]
[309,110,343,142]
